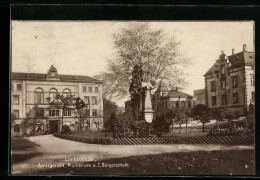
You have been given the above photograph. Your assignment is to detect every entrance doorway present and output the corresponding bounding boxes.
[49,120,59,133]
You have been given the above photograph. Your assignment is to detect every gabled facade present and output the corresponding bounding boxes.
[11,65,103,136]
[204,44,255,116]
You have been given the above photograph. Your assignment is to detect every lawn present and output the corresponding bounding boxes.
[12,138,40,150]
[12,138,41,164]
[39,150,254,175]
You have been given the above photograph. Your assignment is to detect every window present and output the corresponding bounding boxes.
[212,96,216,106]
[85,109,90,116]
[89,87,92,92]
[251,75,255,85]
[252,92,255,102]
[13,95,19,105]
[188,100,191,108]
[13,110,19,118]
[82,86,86,92]
[221,80,226,89]
[35,88,44,104]
[92,109,97,116]
[84,96,90,104]
[233,93,239,104]
[49,88,57,102]
[221,65,225,75]
[49,109,59,116]
[63,109,71,116]
[63,89,71,97]
[221,95,226,105]
[232,76,238,88]
[17,84,22,90]
[176,101,179,108]
[14,124,20,133]
[95,87,98,92]
[35,109,44,117]
[211,81,216,92]
[182,101,185,108]
[92,96,97,105]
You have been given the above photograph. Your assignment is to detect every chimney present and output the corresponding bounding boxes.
[221,50,224,55]
[232,48,235,55]
[243,44,247,51]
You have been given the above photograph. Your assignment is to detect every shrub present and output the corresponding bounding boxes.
[61,125,71,134]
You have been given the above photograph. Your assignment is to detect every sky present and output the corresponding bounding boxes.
[11,21,254,107]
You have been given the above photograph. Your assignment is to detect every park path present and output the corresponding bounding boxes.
[12,134,254,174]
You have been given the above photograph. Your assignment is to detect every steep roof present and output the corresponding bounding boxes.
[228,51,254,69]
[12,72,102,83]
[204,51,254,76]
[167,90,193,98]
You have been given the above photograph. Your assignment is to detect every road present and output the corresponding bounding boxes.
[11,134,254,174]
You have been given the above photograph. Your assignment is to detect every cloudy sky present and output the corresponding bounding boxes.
[11,21,254,106]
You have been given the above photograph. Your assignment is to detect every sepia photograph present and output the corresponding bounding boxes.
[10,21,255,175]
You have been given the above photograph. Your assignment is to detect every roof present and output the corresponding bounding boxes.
[12,72,102,83]
[228,51,254,69]
[167,90,193,98]
[204,51,254,76]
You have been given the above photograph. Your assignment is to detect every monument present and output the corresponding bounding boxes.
[141,71,154,123]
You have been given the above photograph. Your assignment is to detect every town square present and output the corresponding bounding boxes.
[10,21,254,175]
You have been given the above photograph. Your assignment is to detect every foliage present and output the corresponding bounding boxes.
[61,125,71,134]
[152,115,172,137]
[193,104,209,117]
[112,119,150,138]
[103,98,118,129]
[208,119,253,136]
[129,65,143,121]
[95,22,189,100]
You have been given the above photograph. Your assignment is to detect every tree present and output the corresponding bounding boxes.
[95,22,189,103]
[46,94,86,132]
[129,65,143,121]
[103,99,118,130]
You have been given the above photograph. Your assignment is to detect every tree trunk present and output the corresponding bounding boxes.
[61,108,64,132]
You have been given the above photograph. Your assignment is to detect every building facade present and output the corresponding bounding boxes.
[11,65,103,136]
[152,80,196,117]
[204,44,255,116]
[193,89,206,106]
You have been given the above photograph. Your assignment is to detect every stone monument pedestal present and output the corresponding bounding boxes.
[141,87,154,123]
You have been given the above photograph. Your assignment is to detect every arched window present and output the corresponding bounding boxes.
[35,88,44,104]
[63,88,71,97]
[188,100,191,108]
[49,88,57,102]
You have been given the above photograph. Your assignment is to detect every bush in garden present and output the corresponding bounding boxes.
[153,115,172,138]
[61,125,71,134]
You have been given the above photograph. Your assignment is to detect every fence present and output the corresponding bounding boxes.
[54,133,254,145]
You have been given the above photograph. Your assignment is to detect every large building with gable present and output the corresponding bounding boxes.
[204,44,255,116]
[11,65,103,136]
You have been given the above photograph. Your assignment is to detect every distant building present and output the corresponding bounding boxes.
[204,44,254,116]
[194,89,206,106]
[11,65,103,136]
[152,80,196,117]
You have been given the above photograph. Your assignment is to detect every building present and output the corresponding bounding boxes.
[152,80,196,117]
[11,65,103,136]
[193,89,206,106]
[204,44,255,116]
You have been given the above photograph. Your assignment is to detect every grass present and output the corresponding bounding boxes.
[38,150,254,175]
[12,138,40,150]
[12,138,41,164]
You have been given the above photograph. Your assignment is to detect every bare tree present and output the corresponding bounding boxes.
[95,22,189,100]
